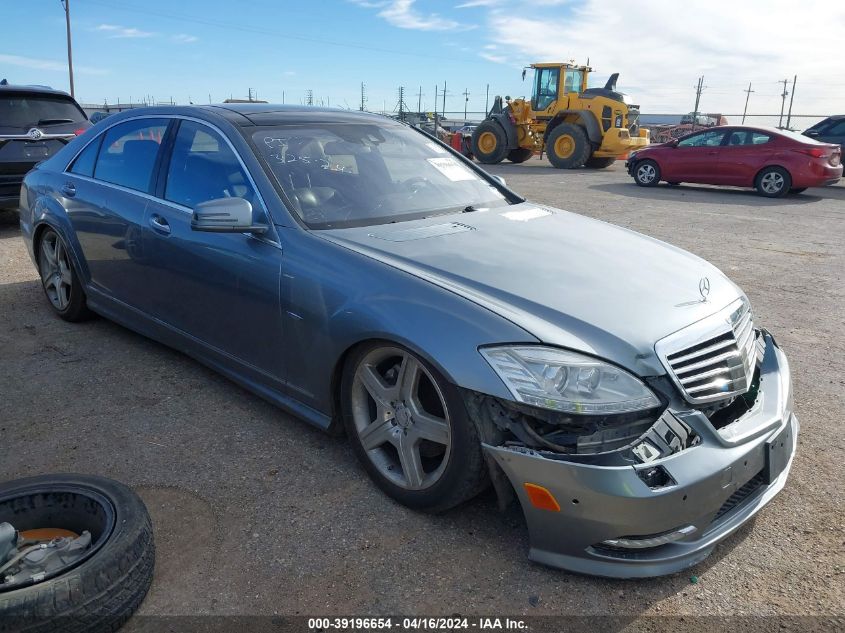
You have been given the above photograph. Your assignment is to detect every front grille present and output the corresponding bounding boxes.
[657,299,758,404]
[713,470,765,521]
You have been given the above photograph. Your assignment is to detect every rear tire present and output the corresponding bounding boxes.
[755,166,791,198]
[585,157,616,169]
[507,148,533,163]
[546,123,591,169]
[472,121,508,165]
[37,228,92,323]
[633,159,661,187]
[0,474,154,633]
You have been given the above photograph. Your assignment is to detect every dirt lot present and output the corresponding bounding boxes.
[1,160,843,629]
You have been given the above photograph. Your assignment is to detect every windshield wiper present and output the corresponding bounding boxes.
[463,205,479,213]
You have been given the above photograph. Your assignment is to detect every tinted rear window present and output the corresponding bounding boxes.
[0,92,87,128]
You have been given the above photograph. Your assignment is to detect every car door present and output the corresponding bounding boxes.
[665,129,728,183]
[140,118,285,384]
[64,117,170,306]
[715,129,773,186]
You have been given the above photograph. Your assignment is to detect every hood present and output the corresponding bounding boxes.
[319,203,743,376]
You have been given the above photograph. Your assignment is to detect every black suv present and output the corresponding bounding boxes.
[804,115,845,152]
[0,81,90,211]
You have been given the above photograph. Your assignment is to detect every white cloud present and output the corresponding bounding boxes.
[171,33,198,43]
[96,24,156,39]
[0,53,108,76]
[476,0,845,115]
[351,0,464,31]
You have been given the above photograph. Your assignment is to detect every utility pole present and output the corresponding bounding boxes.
[691,76,704,132]
[60,0,75,98]
[282,90,285,104]
[417,86,423,114]
[741,82,754,124]
[778,78,789,128]
[463,88,470,123]
[485,84,489,115]
[785,75,797,130]
[395,86,408,122]
[442,81,447,119]
[305,89,313,106]
[360,83,366,111]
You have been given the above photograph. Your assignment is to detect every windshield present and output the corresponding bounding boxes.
[0,92,87,128]
[251,122,510,229]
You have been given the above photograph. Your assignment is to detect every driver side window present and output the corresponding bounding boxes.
[534,68,559,111]
[164,120,265,222]
[678,130,726,147]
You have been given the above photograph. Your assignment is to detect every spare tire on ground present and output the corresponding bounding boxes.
[0,474,154,633]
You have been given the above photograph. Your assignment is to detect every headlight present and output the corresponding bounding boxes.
[480,346,660,415]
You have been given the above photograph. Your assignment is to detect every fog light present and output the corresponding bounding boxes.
[601,525,697,549]
[636,464,675,489]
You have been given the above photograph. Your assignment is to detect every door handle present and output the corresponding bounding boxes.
[149,214,171,235]
[60,182,76,197]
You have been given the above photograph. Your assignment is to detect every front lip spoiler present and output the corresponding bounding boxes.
[481,334,797,578]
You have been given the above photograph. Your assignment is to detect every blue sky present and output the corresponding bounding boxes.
[2,0,843,119]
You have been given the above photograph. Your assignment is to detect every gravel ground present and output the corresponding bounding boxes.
[1,160,843,629]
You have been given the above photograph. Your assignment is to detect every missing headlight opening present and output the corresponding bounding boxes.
[464,391,699,463]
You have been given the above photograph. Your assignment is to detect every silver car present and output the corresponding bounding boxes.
[19,105,797,578]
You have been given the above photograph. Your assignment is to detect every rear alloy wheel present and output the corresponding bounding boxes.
[585,157,616,169]
[471,121,508,165]
[507,148,534,163]
[633,159,661,186]
[342,343,487,512]
[755,167,791,198]
[546,123,591,169]
[37,228,92,322]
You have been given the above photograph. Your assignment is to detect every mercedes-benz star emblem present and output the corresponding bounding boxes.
[699,277,711,301]
[27,128,44,140]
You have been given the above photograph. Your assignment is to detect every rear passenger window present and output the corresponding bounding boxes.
[69,136,102,177]
[164,120,260,217]
[93,119,168,192]
[751,133,770,144]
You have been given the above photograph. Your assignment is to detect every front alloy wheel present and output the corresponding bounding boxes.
[634,159,661,187]
[342,343,487,512]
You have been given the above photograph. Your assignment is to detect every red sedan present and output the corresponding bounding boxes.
[627,126,842,197]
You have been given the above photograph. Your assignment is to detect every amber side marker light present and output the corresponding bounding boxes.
[523,483,561,512]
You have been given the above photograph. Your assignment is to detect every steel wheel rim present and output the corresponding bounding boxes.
[478,131,497,153]
[38,231,72,311]
[351,347,452,491]
[554,135,575,158]
[761,172,783,193]
[637,163,656,183]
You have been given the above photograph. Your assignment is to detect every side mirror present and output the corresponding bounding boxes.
[668,139,679,148]
[191,198,267,234]
[491,175,506,187]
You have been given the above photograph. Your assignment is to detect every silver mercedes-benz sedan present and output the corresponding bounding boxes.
[19,104,797,577]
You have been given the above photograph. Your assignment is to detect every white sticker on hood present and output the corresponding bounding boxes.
[427,157,477,181]
[426,142,447,154]
[500,207,551,222]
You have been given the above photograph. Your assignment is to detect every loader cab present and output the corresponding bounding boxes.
[530,64,589,114]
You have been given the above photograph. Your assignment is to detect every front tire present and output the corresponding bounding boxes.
[341,343,487,513]
[37,228,92,322]
[633,159,661,186]
[471,121,508,165]
[507,148,533,163]
[546,123,591,169]
[755,166,791,198]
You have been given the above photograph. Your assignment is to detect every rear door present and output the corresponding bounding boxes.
[65,117,170,306]
[716,129,774,186]
[664,129,728,182]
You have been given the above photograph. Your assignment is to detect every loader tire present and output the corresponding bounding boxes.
[585,157,616,169]
[546,123,591,169]
[507,148,533,163]
[472,121,509,164]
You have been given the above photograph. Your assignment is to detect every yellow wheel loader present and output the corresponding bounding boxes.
[472,63,649,169]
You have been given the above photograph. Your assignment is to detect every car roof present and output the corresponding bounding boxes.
[0,84,76,98]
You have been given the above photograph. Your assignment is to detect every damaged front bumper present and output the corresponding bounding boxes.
[482,333,797,578]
